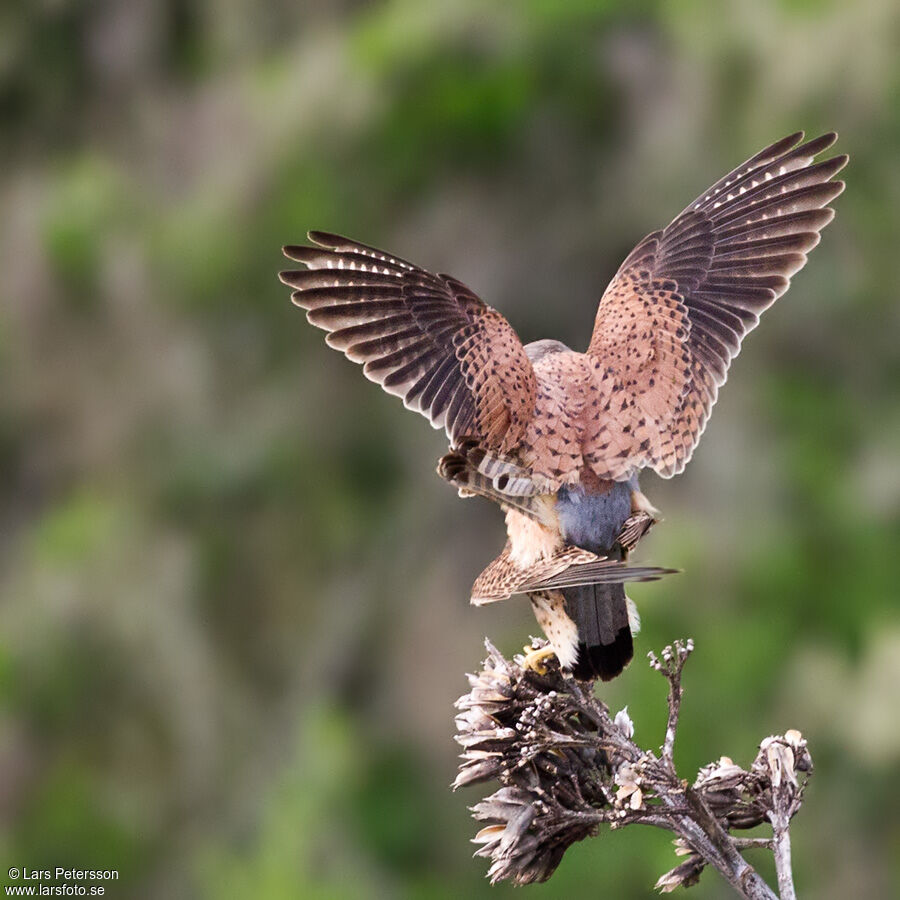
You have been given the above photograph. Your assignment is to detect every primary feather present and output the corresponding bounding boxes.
[280,132,845,680]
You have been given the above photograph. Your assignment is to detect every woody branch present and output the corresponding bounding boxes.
[453,638,811,899]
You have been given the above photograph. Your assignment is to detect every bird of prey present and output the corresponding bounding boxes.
[279,131,845,680]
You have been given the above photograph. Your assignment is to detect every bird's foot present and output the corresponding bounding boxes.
[521,643,557,675]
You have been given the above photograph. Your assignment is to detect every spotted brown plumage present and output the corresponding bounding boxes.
[279,132,845,680]
[586,131,846,479]
[281,232,536,457]
[469,538,672,606]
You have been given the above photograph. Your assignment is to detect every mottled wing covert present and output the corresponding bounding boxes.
[616,511,657,554]
[471,544,673,605]
[281,232,536,454]
[587,132,846,479]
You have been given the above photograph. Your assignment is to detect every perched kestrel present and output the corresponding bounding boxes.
[280,132,845,680]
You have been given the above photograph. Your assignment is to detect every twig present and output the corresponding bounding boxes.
[733,838,774,851]
[770,810,796,900]
[452,638,811,898]
[648,638,693,773]
[762,729,810,900]
[673,787,778,899]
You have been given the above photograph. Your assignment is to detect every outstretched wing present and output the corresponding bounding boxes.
[281,232,536,454]
[586,132,846,479]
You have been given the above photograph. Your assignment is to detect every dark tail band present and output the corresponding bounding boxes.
[563,582,633,681]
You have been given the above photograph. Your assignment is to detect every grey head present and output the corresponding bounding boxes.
[524,339,571,363]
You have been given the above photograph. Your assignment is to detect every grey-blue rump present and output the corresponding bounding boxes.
[554,478,638,680]
[526,335,638,554]
[555,477,636,554]
[525,337,641,679]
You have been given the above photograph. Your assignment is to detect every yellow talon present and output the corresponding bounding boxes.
[522,644,557,674]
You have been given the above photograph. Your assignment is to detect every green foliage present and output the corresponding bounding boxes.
[1,1,897,898]
[5,759,145,877]
[41,158,126,308]
[198,707,375,900]
[31,490,122,567]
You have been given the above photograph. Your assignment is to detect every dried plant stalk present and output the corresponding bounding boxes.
[453,638,812,898]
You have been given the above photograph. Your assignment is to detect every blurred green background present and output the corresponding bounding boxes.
[0,1,898,898]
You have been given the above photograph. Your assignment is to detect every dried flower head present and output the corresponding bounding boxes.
[471,786,595,885]
[453,638,814,899]
[654,854,705,893]
[453,639,624,883]
[453,639,614,795]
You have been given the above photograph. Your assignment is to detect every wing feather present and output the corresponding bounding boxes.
[586,132,846,478]
[281,232,537,454]
[470,544,674,605]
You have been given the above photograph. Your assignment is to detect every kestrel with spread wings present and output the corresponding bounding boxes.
[280,132,845,681]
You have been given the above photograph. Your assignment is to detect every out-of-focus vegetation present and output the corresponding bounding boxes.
[0,1,897,898]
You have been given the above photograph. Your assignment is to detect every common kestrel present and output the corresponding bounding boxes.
[280,131,845,680]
